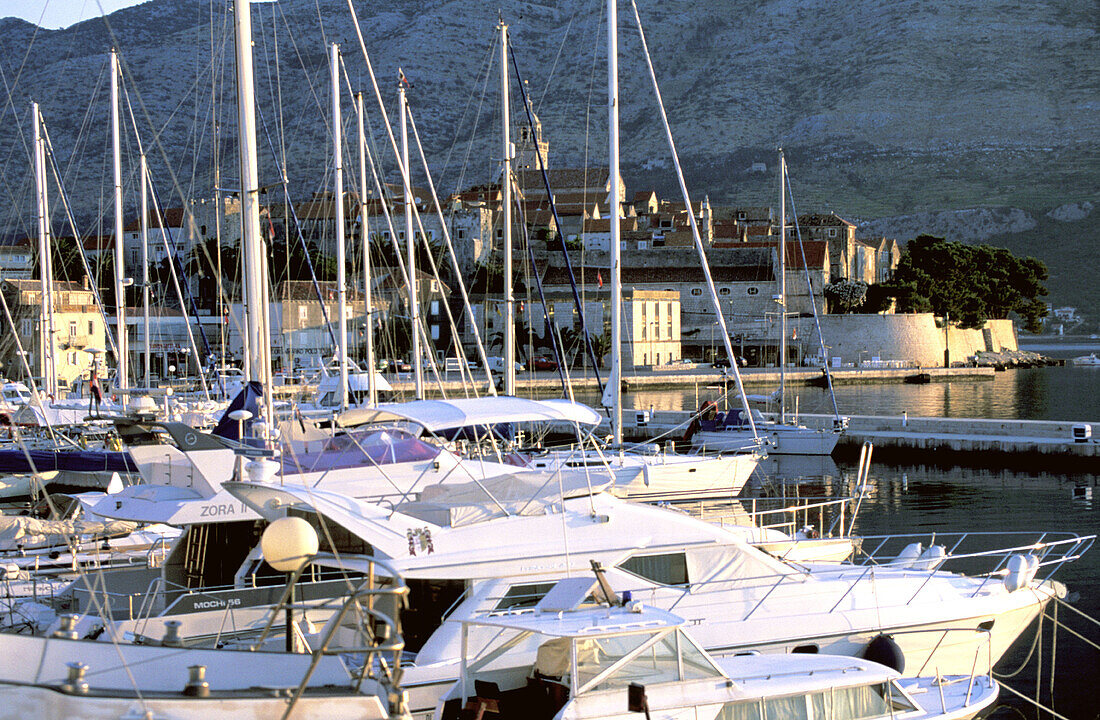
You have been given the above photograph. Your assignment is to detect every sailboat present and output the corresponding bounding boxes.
[690,150,846,455]
[492,18,761,496]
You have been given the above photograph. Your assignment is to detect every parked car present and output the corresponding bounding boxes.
[530,355,559,371]
[486,356,525,373]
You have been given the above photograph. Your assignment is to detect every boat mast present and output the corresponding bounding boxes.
[233,0,271,420]
[32,103,56,398]
[331,43,349,410]
[500,19,515,396]
[778,148,786,424]
[141,154,151,389]
[399,81,423,398]
[111,49,128,400]
[357,92,376,405]
[608,0,622,445]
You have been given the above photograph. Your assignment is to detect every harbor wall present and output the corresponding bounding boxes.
[804,314,1017,367]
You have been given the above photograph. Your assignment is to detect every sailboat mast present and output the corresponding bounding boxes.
[141,154,151,389]
[357,92,376,406]
[331,43,349,410]
[32,103,55,397]
[778,148,787,424]
[608,0,622,445]
[500,20,515,396]
[399,83,423,398]
[111,49,128,399]
[233,0,270,418]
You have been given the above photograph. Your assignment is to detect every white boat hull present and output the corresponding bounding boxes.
[693,424,840,455]
[526,449,759,501]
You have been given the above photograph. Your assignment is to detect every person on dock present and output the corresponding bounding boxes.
[89,366,103,416]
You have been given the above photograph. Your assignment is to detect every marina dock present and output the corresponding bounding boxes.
[366,364,998,396]
[608,409,1100,470]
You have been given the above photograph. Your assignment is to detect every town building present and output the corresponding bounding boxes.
[0,237,33,280]
[0,279,106,391]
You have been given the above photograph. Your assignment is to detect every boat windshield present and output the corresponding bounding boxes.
[281,428,439,473]
[577,628,722,693]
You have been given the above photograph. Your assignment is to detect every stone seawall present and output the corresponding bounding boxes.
[796,314,1017,367]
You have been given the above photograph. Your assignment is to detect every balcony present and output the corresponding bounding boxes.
[60,335,91,349]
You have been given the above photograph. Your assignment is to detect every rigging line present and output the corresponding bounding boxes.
[254,105,339,350]
[784,164,841,421]
[629,0,760,442]
[535,9,578,113]
[119,82,216,395]
[514,192,570,395]
[509,45,607,396]
[145,176,214,399]
[40,124,121,365]
[272,1,327,140]
[90,20,252,372]
[436,37,496,198]
[405,100,499,393]
[0,67,38,228]
[576,0,605,358]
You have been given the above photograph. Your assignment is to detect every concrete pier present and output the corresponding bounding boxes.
[609,409,1100,471]
[372,364,996,396]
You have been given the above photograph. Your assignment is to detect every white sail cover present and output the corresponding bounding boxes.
[337,397,601,432]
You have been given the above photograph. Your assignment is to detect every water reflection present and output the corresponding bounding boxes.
[554,366,1100,422]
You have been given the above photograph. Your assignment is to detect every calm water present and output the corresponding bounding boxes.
[577,365,1100,423]
[645,358,1100,719]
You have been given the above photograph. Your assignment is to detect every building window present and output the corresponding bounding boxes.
[430,300,439,314]
[457,229,466,239]
[298,306,308,327]
[88,321,94,334]
[828,228,837,238]
[747,287,759,295]
[496,228,503,239]
[690,288,702,296]
[20,319,33,336]
[68,351,77,365]
[656,353,660,365]
[431,324,440,340]
[69,321,77,336]
[718,288,730,296]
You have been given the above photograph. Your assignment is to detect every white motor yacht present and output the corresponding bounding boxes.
[214,480,1086,709]
[436,577,998,720]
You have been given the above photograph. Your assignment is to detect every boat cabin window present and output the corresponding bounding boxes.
[493,583,558,611]
[617,552,689,586]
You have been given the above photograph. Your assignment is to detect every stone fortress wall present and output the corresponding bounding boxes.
[794,314,1017,367]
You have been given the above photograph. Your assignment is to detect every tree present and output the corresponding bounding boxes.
[873,235,1048,333]
[824,279,868,313]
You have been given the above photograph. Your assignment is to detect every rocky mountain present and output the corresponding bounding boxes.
[0,0,1096,312]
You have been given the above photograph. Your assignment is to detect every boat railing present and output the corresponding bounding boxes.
[659,531,1094,620]
[850,531,1096,599]
[145,536,170,568]
[249,552,409,720]
[672,495,858,538]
